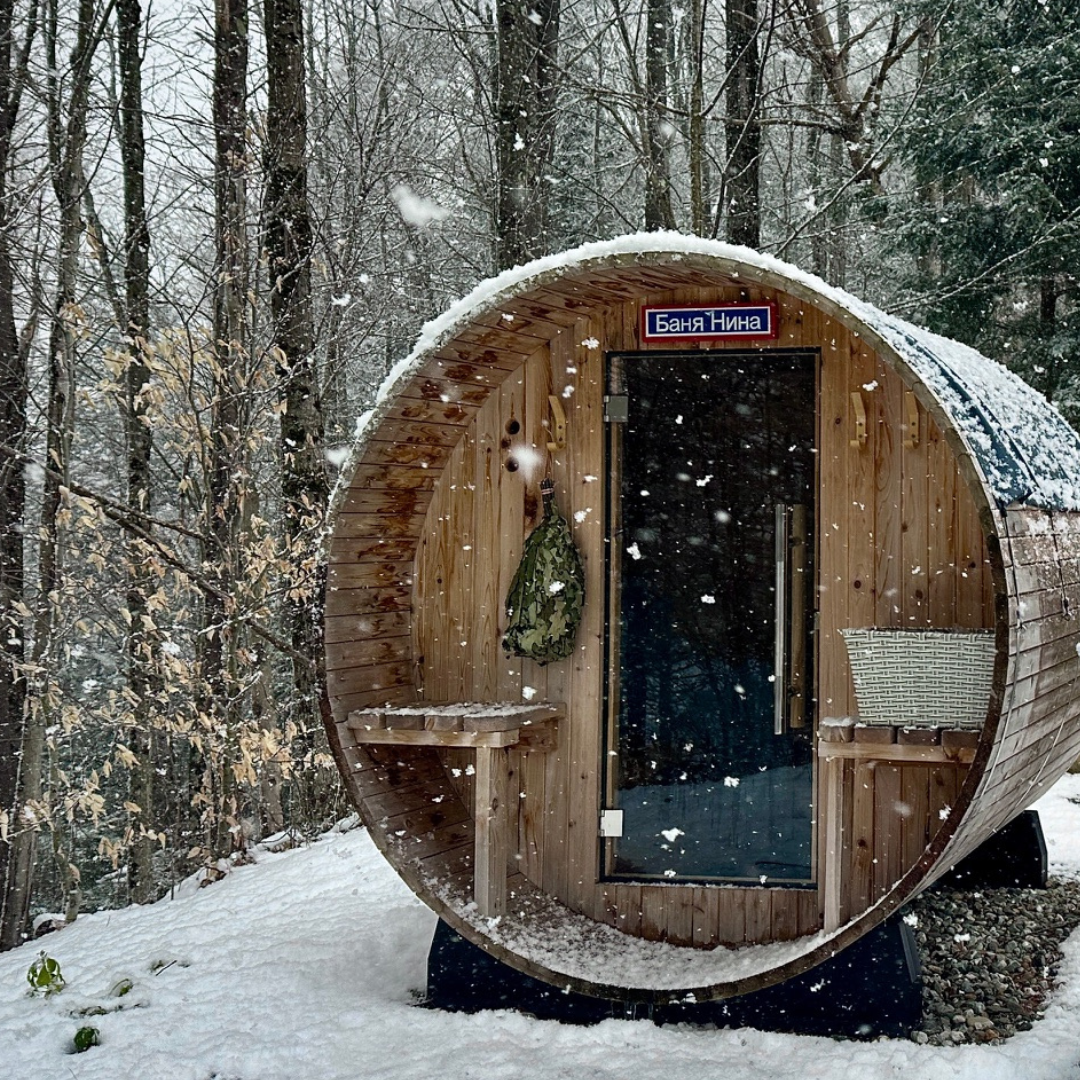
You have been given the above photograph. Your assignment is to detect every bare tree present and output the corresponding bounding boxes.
[264,0,330,825]
[116,0,156,903]
[0,0,40,947]
[644,0,676,230]
[724,0,763,246]
[201,0,249,859]
[494,0,560,269]
[3,0,109,948]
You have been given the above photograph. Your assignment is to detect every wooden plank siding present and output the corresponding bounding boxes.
[326,255,1080,974]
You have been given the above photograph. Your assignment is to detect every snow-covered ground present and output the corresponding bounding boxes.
[3,778,1080,1080]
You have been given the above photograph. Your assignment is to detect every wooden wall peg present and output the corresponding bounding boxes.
[547,394,567,451]
[850,391,867,449]
[905,391,920,449]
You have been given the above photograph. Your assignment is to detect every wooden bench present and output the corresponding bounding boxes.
[345,702,564,917]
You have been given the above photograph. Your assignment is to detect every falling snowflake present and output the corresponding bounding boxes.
[390,183,449,228]
[701,594,716,604]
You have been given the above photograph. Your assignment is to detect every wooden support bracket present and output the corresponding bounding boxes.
[850,391,867,449]
[473,745,509,917]
[547,394,567,451]
[905,391,920,449]
[822,753,844,932]
[345,702,563,916]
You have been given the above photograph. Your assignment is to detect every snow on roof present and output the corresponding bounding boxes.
[347,232,1080,512]
[846,306,1080,512]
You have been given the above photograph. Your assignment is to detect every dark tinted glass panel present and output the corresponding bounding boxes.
[606,351,816,884]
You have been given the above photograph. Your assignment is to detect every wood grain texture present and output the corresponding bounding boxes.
[325,253,1080,997]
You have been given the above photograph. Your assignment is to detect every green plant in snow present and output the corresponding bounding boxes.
[73,1025,100,1052]
[26,952,65,997]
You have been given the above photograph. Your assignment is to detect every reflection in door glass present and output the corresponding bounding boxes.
[606,351,816,884]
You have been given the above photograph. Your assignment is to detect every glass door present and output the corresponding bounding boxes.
[604,350,817,885]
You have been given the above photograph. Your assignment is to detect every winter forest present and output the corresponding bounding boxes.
[0,0,1077,949]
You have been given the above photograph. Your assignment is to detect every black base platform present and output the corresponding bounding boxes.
[426,912,922,1038]
[425,810,1046,1036]
[936,809,1047,890]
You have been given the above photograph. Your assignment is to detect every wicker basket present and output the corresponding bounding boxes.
[841,628,995,729]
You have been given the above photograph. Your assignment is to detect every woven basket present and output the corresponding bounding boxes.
[841,628,995,729]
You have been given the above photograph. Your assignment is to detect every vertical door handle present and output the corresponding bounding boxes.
[774,504,789,735]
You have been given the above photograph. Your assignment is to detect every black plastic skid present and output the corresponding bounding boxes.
[424,809,1047,1036]
[426,911,921,1038]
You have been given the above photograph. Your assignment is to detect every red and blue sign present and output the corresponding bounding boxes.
[642,302,778,342]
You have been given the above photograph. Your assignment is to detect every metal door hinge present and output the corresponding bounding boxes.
[604,394,628,423]
[599,809,624,837]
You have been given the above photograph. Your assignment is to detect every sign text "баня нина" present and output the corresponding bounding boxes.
[642,303,777,341]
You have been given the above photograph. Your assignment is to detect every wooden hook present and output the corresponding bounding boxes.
[547,394,567,451]
[850,391,867,449]
[905,391,920,449]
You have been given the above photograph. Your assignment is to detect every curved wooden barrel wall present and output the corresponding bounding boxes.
[325,249,1080,1000]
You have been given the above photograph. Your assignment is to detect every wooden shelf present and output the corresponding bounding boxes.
[345,702,564,917]
[817,740,976,765]
[817,719,979,765]
[347,702,564,749]
[818,718,980,933]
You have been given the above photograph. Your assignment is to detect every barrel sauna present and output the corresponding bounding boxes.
[324,235,1080,1002]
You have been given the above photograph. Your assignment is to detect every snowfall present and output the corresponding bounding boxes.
[4,782,1080,1079]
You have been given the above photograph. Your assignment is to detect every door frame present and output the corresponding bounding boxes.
[600,347,822,885]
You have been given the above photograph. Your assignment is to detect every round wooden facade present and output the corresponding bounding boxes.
[324,236,1080,1002]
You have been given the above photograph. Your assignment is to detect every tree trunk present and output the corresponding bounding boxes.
[687,0,706,235]
[3,0,99,948]
[825,0,849,286]
[915,14,940,283]
[494,0,560,270]
[203,0,249,859]
[644,0,675,231]
[724,0,762,248]
[264,0,329,829]
[117,0,156,904]
[0,0,37,949]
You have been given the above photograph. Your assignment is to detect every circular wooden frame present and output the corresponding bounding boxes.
[324,237,1080,1001]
